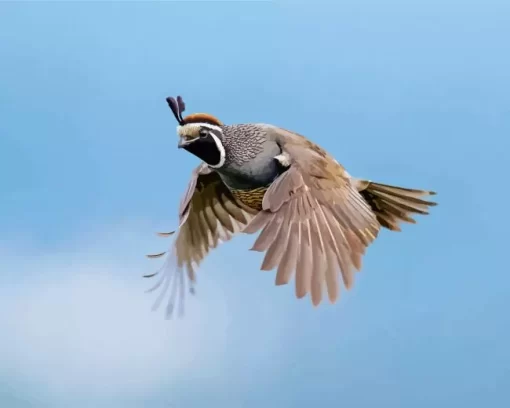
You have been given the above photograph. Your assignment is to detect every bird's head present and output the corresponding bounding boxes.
[166,95,226,168]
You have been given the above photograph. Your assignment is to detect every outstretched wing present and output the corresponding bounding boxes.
[145,163,257,318]
[243,125,381,305]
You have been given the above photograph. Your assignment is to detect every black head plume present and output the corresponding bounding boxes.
[166,95,186,125]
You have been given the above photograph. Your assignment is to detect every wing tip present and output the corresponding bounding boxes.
[146,251,167,259]
[157,231,175,237]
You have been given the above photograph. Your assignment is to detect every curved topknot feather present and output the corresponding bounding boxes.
[166,95,186,125]
[176,96,185,116]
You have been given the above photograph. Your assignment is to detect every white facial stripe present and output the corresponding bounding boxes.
[177,123,222,137]
[208,132,225,169]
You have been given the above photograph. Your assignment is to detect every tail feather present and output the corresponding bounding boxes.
[356,181,437,232]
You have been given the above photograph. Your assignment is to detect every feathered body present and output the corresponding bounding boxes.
[144,96,437,318]
[218,124,281,182]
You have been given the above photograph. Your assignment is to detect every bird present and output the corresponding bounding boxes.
[145,95,437,318]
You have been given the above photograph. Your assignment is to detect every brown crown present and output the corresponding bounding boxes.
[182,113,223,127]
[166,95,222,127]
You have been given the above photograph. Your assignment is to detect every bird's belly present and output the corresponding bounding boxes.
[230,186,268,211]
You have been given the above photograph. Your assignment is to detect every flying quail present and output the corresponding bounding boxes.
[145,95,437,318]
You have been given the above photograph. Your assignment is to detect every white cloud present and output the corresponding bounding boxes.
[0,222,291,404]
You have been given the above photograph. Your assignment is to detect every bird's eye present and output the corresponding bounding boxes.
[199,129,208,138]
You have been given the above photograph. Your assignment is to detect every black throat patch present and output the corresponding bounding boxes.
[183,134,222,167]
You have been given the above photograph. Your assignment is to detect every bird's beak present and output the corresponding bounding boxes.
[178,137,191,149]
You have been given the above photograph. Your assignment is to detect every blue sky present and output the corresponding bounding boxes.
[1,1,509,407]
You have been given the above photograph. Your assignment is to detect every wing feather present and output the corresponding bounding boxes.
[261,213,290,271]
[275,220,299,286]
[251,213,282,252]
[310,212,326,306]
[243,125,382,305]
[145,163,256,318]
[295,221,313,298]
